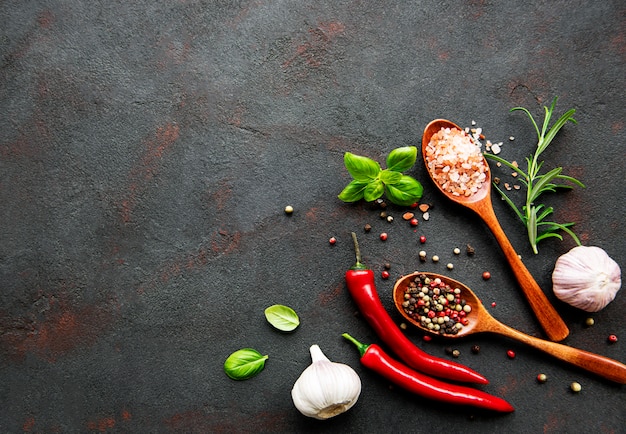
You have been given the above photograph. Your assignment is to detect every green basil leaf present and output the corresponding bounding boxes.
[338,180,368,202]
[364,179,384,202]
[344,152,381,181]
[384,175,423,205]
[264,304,300,331]
[379,169,402,185]
[224,348,268,380]
[386,146,417,172]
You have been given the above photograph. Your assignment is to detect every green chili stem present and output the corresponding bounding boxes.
[350,232,368,270]
[342,333,369,358]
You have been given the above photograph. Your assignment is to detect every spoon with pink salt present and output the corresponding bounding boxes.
[422,119,570,342]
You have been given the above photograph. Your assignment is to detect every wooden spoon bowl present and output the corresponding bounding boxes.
[393,272,626,384]
[422,119,569,342]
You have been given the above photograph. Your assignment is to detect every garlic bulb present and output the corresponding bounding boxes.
[291,344,361,420]
[552,246,621,312]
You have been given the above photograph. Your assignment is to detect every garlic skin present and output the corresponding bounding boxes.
[291,344,361,420]
[552,246,621,312]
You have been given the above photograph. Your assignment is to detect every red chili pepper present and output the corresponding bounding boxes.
[346,232,488,384]
[343,333,514,413]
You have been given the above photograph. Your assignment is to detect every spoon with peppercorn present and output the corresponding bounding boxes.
[422,119,569,342]
[393,272,626,384]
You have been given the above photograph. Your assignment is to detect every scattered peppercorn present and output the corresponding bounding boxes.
[506,350,516,359]
[432,255,439,263]
[446,263,454,270]
[384,263,391,270]
[471,345,480,354]
[482,271,491,280]
[453,247,461,255]
[381,270,390,279]
[379,211,387,219]
[570,382,582,393]
[380,233,388,241]
[387,215,394,223]
[329,237,337,245]
[419,235,426,244]
[364,224,372,232]
[445,347,454,355]
[491,302,497,308]
[410,202,418,209]
[419,250,427,261]
[410,218,419,227]
[584,317,594,327]
[536,373,548,383]
[284,205,294,214]
[466,244,475,256]
[608,334,618,343]
[422,335,432,342]
[452,349,461,358]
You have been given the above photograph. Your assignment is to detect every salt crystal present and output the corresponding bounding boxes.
[491,143,501,154]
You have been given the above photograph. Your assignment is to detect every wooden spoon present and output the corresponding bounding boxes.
[422,119,569,342]
[393,272,626,384]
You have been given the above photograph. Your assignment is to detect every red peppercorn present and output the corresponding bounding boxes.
[329,237,337,245]
[410,218,419,227]
[491,302,497,308]
[422,335,432,342]
[608,334,618,343]
[410,202,418,209]
[506,350,516,359]
[381,270,390,279]
[482,271,491,280]
[380,232,388,241]
[419,235,426,244]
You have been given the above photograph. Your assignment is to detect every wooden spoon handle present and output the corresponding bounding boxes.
[494,323,626,384]
[477,201,569,342]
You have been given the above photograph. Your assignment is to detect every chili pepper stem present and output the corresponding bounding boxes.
[342,333,369,358]
[350,232,368,270]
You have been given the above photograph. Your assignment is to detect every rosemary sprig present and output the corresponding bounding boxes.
[484,97,585,254]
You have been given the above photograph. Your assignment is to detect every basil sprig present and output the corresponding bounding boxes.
[338,146,423,206]
[224,348,269,380]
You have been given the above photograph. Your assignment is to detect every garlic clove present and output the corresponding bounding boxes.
[552,246,621,312]
[291,344,362,420]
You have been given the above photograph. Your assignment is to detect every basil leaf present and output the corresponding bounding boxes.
[338,180,368,202]
[379,169,402,185]
[264,304,300,332]
[386,146,417,172]
[385,175,423,205]
[224,348,268,380]
[364,179,384,202]
[344,152,381,181]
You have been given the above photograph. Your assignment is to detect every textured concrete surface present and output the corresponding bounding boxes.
[1,1,624,432]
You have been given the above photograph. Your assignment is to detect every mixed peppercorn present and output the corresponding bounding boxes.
[400,274,471,335]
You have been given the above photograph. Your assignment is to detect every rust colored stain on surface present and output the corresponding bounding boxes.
[86,417,115,432]
[318,281,344,305]
[0,293,117,362]
[22,417,35,432]
[282,21,346,69]
[118,123,180,223]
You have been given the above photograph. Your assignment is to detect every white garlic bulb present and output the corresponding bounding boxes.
[291,344,361,420]
[552,246,621,312]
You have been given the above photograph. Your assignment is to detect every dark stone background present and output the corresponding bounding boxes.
[1,1,624,432]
